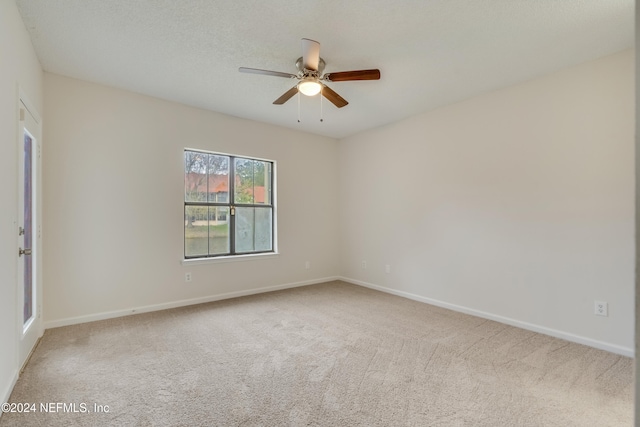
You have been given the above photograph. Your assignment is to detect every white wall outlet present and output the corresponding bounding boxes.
[361,261,367,269]
[385,264,391,274]
[185,272,192,283]
[594,301,608,316]
[305,261,311,269]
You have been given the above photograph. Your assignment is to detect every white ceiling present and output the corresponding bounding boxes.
[15,0,634,139]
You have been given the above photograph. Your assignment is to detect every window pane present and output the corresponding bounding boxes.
[234,158,271,205]
[23,133,33,324]
[185,151,208,202]
[254,207,273,251]
[235,207,272,253]
[207,155,229,203]
[260,162,272,206]
[208,207,230,255]
[234,158,253,204]
[235,207,254,253]
[185,206,208,257]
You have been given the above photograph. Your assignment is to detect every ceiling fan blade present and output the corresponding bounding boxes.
[273,86,299,105]
[239,67,297,79]
[301,38,320,71]
[321,84,348,108]
[324,69,381,82]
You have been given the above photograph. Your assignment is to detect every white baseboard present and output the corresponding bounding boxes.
[339,276,634,358]
[1,369,18,409]
[45,276,340,329]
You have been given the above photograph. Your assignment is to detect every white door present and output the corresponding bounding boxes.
[17,98,43,370]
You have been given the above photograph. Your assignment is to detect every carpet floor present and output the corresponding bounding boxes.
[0,281,633,426]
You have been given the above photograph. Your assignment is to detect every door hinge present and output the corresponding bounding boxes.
[19,226,25,236]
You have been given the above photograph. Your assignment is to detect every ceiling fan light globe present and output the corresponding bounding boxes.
[298,80,321,96]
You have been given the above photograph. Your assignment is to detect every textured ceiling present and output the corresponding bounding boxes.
[15,0,634,139]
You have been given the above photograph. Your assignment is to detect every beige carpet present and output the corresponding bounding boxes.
[0,281,633,426]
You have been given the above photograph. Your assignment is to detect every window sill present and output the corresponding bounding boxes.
[181,252,279,265]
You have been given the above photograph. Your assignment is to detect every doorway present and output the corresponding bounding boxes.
[17,96,42,370]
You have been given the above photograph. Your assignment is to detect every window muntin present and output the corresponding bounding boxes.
[184,150,274,259]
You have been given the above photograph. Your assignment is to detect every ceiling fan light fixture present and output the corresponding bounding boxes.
[298,78,321,96]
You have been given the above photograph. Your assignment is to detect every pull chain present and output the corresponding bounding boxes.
[297,91,301,123]
[320,86,323,122]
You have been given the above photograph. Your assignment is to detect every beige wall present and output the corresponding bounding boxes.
[339,50,635,355]
[42,73,340,325]
[0,0,44,406]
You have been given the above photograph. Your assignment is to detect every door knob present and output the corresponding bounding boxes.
[19,248,32,256]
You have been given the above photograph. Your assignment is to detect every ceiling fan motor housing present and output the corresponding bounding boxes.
[296,56,325,75]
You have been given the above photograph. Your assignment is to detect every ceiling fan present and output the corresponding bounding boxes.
[239,38,381,108]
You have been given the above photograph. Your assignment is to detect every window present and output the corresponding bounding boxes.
[184,149,274,258]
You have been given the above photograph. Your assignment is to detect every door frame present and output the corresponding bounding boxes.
[17,88,43,371]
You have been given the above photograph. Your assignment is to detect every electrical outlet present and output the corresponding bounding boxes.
[385,264,391,274]
[361,261,367,269]
[305,261,311,269]
[185,272,192,283]
[594,301,608,317]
